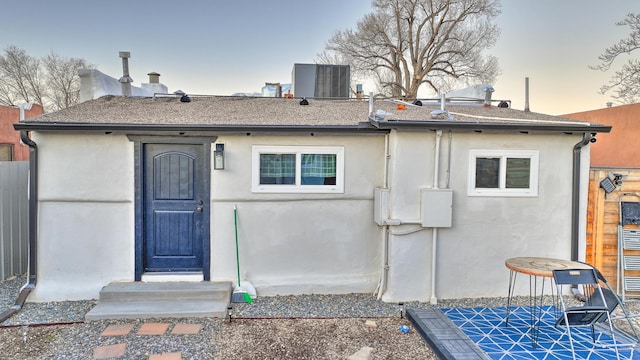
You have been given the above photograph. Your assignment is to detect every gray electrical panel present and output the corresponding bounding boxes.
[420,189,453,228]
[374,188,390,226]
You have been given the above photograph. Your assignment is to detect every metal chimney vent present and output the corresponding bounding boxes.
[119,51,133,97]
[147,72,160,84]
[483,86,494,107]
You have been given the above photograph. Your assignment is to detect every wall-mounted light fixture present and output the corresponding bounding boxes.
[600,172,625,194]
[214,143,225,170]
[611,172,624,186]
[600,177,616,194]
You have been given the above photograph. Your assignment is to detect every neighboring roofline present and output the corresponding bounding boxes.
[368,118,612,134]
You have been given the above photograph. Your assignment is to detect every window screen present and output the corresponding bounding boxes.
[506,158,531,188]
[259,154,295,184]
[301,154,336,185]
[475,157,500,188]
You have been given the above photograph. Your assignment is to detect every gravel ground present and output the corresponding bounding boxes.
[0,275,438,359]
[2,274,640,359]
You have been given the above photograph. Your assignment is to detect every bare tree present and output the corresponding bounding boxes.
[43,52,91,110]
[320,0,501,99]
[0,46,92,111]
[591,13,640,104]
[0,45,45,106]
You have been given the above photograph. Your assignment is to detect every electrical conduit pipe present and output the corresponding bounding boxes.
[376,133,390,299]
[430,130,443,305]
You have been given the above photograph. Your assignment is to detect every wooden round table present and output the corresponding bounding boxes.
[505,257,592,278]
[504,257,594,344]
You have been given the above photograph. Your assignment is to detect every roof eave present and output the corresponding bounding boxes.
[13,118,612,136]
[13,122,384,135]
[369,118,612,134]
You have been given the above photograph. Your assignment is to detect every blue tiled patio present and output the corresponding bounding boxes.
[408,305,639,360]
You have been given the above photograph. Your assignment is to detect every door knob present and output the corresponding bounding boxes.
[196,207,203,212]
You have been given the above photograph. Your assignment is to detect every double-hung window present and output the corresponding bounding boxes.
[252,146,344,193]
[468,150,539,197]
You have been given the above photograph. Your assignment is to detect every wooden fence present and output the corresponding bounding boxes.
[0,161,28,280]
[587,168,640,291]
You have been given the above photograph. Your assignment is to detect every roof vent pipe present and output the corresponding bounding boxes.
[484,86,494,107]
[119,51,133,97]
[430,94,448,119]
[17,103,32,121]
[524,77,530,112]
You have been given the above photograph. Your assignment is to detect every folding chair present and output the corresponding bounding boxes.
[587,265,640,341]
[553,268,621,360]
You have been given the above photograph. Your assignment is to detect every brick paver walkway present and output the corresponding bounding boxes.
[101,324,135,337]
[171,323,202,335]
[93,343,127,359]
[92,322,202,359]
[137,322,170,336]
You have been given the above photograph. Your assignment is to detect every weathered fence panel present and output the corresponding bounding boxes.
[0,161,28,280]
[587,168,640,292]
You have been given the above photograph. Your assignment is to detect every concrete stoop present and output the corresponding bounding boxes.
[85,281,233,321]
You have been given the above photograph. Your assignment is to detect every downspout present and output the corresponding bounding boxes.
[571,133,595,261]
[0,131,37,323]
[570,133,595,298]
[430,130,443,305]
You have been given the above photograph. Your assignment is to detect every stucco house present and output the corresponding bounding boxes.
[13,93,610,304]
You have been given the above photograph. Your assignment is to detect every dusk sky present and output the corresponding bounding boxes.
[1,0,638,115]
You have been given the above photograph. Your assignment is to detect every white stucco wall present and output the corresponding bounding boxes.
[27,128,591,303]
[29,131,385,301]
[209,134,385,295]
[381,131,586,302]
[30,133,134,301]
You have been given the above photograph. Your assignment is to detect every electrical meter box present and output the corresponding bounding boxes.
[420,189,453,228]
[374,188,390,225]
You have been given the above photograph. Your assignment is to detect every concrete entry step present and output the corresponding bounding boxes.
[85,281,233,321]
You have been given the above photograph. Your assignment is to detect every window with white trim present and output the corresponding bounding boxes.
[252,146,344,193]
[468,150,539,197]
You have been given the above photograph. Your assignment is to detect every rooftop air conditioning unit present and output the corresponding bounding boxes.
[291,64,350,99]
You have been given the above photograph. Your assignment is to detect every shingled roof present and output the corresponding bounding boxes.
[14,95,611,135]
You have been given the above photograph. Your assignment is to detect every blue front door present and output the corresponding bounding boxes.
[143,143,207,272]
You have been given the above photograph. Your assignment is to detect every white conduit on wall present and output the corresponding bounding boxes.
[371,92,448,302]
[430,130,443,305]
[372,90,390,300]
[375,133,391,300]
